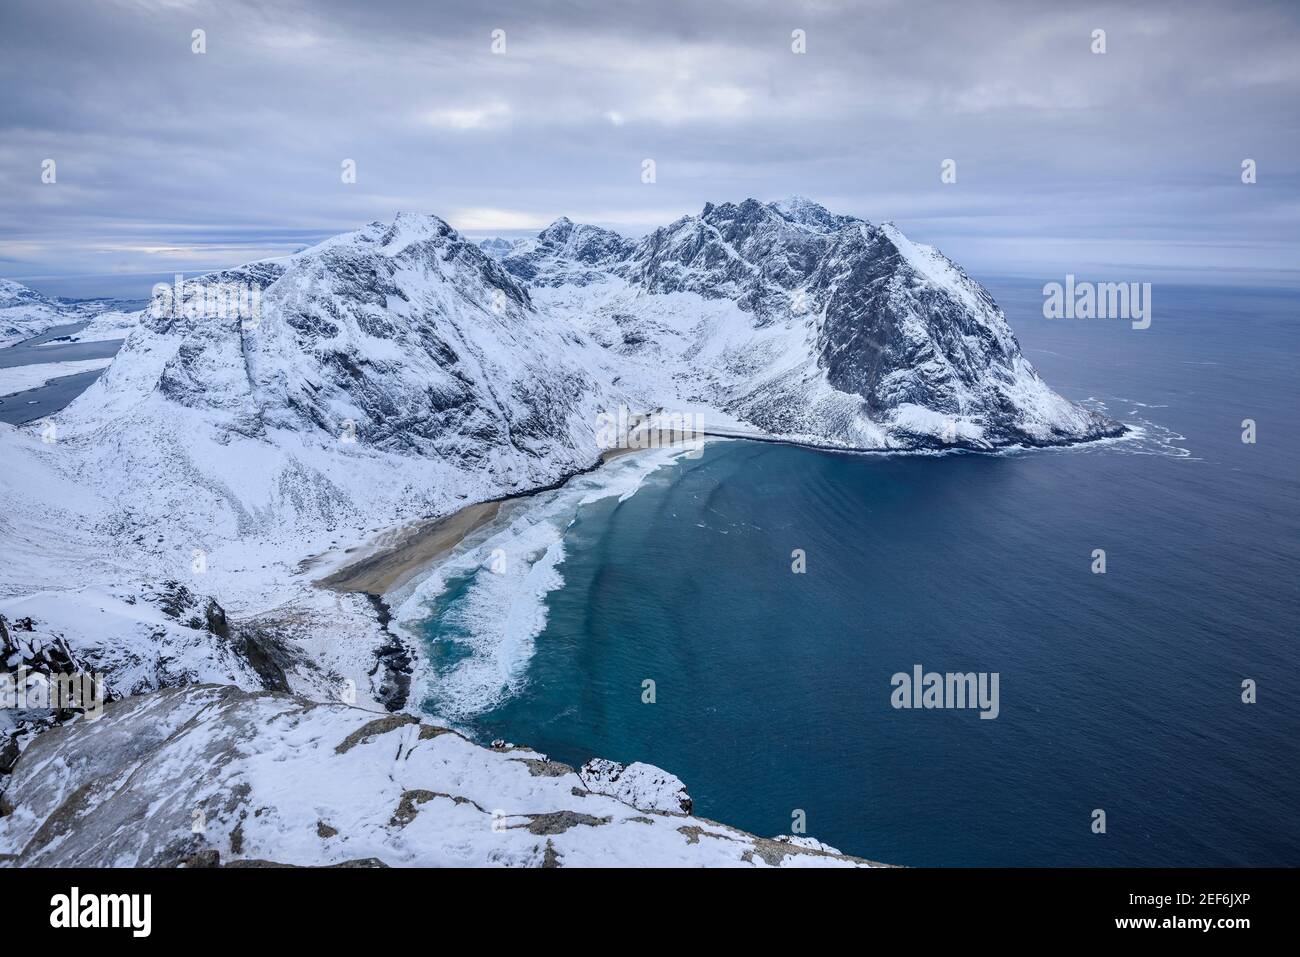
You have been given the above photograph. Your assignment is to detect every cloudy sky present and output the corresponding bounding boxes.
[1,0,1297,297]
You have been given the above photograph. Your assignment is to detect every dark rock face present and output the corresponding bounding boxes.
[808,227,1014,415]
[1,612,94,776]
[617,197,851,318]
[148,580,228,635]
[363,594,411,712]
[229,626,293,693]
[146,582,292,692]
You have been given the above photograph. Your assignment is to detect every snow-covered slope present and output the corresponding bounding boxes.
[40,305,140,344]
[0,585,302,773]
[1,582,294,700]
[0,279,69,347]
[95,216,602,466]
[12,201,1119,572]
[4,215,615,604]
[0,358,113,396]
[0,684,874,868]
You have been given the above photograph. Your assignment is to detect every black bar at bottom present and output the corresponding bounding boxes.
[0,866,1287,941]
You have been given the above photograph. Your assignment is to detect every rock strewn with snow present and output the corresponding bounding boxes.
[579,758,694,815]
[0,583,309,775]
[0,684,874,868]
[0,582,298,700]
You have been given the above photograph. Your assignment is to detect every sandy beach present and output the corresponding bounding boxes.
[313,440,695,599]
[314,500,504,596]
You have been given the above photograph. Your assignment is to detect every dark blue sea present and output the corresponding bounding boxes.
[413,281,1299,866]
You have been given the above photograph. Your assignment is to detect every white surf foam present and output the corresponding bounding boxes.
[395,443,702,720]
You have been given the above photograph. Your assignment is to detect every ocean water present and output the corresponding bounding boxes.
[409,281,1299,866]
[0,321,124,424]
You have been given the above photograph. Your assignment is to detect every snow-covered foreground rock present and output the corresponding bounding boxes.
[0,198,1123,866]
[579,758,694,815]
[0,684,873,868]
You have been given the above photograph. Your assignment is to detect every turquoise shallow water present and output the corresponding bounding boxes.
[414,282,1299,866]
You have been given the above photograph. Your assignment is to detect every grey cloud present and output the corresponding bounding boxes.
[1,0,1297,296]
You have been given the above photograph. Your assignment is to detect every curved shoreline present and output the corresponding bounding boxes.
[313,445,640,597]
[313,424,1129,600]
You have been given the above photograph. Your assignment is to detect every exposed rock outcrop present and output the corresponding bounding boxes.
[0,685,875,868]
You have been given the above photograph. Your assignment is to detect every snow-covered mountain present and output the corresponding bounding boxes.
[119,216,602,467]
[48,198,1117,467]
[499,197,1120,449]
[2,198,1119,657]
[0,279,69,347]
[495,217,636,287]
[0,198,1123,867]
[1,278,140,348]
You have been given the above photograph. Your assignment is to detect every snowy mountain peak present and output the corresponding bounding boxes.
[769,194,863,232]
[538,215,574,239]
[537,217,630,260]
[0,277,54,309]
[476,237,521,260]
[378,211,459,250]
[492,216,633,285]
[1,277,73,346]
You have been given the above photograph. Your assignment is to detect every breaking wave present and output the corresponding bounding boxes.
[1079,396,1197,460]
[395,444,698,720]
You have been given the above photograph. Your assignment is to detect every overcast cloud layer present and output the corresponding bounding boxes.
[1,0,1297,297]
